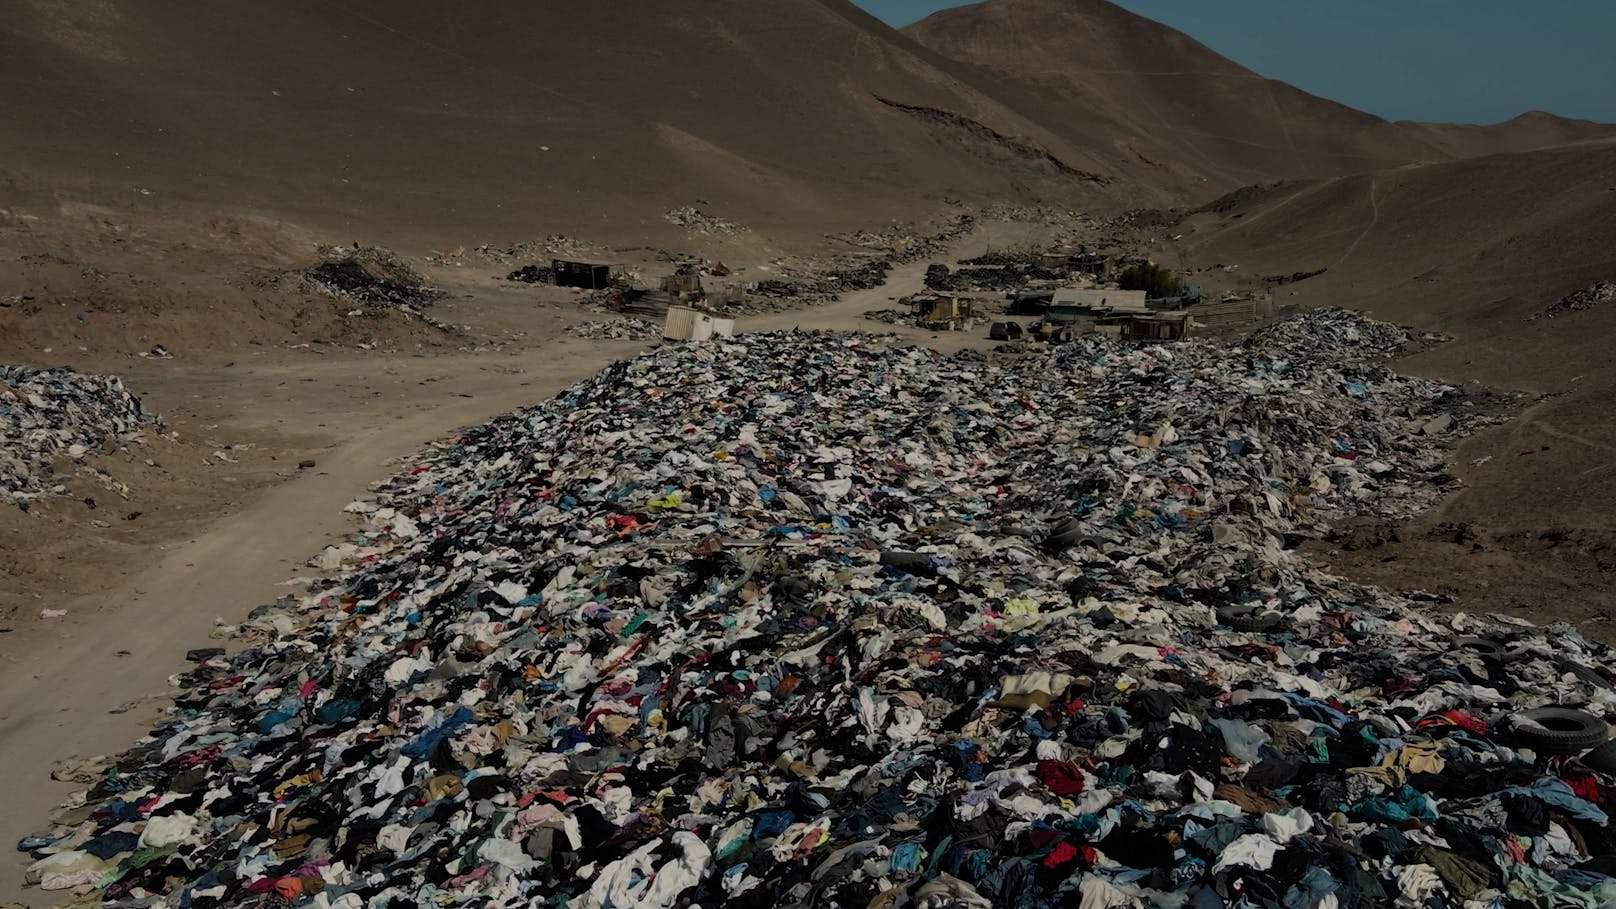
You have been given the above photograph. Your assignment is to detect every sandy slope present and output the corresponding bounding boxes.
[1176,142,1616,629]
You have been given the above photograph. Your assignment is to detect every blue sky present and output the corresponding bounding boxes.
[857,1,1616,125]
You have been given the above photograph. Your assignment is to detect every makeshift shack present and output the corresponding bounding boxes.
[664,305,735,342]
[908,292,979,330]
[552,259,617,290]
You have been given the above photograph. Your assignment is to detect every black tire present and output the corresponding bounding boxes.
[879,551,936,577]
[1560,658,1614,691]
[1453,637,1507,662]
[1229,614,1286,634]
[1581,740,1616,775]
[1513,707,1611,754]
[1044,518,1085,551]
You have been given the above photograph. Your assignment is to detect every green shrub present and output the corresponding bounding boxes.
[1117,262,1182,298]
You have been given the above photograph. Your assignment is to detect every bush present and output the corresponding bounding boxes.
[1117,262,1182,298]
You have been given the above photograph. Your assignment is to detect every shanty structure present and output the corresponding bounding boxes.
[552,259,616,290]
[1049,287,1150,315]
[663,305,735,342]
[907,292,980,330]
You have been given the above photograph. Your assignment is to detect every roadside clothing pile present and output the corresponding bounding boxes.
[0,365,152,506]
[565,320,662,342]
[24,311,1616,908]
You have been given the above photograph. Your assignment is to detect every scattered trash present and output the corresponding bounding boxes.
[564,318,662,341]
[1529,279,1616,322]
[23,312,1613,909]
[38,609,66,619]
[297,460,317,470]
[1,365,155,507]
[506,264,554,284]
[664,207,750,236]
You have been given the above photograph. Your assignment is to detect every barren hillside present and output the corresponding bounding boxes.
[0,0,1123,249]
[1400,110,1616,158]
[1179,142,1616,626]
[905,0,1452,195]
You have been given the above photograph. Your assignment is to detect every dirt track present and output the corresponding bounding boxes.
[0,244,1003,904]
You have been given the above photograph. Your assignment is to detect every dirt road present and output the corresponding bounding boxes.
[0,246,983,904]
[0,340,645,904]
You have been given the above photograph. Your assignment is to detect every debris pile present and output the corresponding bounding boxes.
[0,365,153,506]
[506,265,555,285]
[826,215,974,264]
[862,308,913,326]
[563,319,662,341]
[664,208,750,237]
[1530,280,1616,322]
[25,312,1616,909]
[304,247,443,309]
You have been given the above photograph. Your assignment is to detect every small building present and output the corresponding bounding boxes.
[664,305,735,342]
[661,270,704,300]
[1119,312,1193,342]
[1050,287,1150,315]
[552,259,617,290]
[908,292,979,330]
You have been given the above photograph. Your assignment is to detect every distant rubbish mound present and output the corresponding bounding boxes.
[23,312,1616,906]
[0,365,153,507]
[304,246,443,309]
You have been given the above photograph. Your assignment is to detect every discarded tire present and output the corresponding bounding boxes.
[1043,517,1086,551]
[1513,707,1611,754]
[879,550,936,576]
[1453,637,1507,662]
[1560,658,1614,690]
[1581,740,1616,775]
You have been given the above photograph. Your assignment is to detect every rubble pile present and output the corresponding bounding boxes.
[664,208,750,237]
[861,309,913,326]
[563,319,662,342]
[25,312,1616,909]
[507,265,555,285]
[827,215,974,265]
[1530,280,1616,322]
[476,236,605,266]
[305,247,443,309]
[0,365,153,506]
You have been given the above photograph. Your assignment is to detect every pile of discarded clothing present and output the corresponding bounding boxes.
[23,311,1616,909]
[564,319,662,342]
[305,247,443,309]
[0,365,153,507]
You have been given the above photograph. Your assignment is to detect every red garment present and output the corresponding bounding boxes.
[1566,774,1601,803]
[1037,760,1087,795]
[1042,841,1080,869]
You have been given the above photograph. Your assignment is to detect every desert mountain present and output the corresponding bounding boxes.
[904,0,1452,195]
[1399,111,1616,159]
[1177,140,1616,625]
[1,0,1129,248]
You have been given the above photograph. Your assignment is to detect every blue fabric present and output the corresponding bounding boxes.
[1494,778,1608,823]
[752,809,796,841]
[401,706,474,758]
